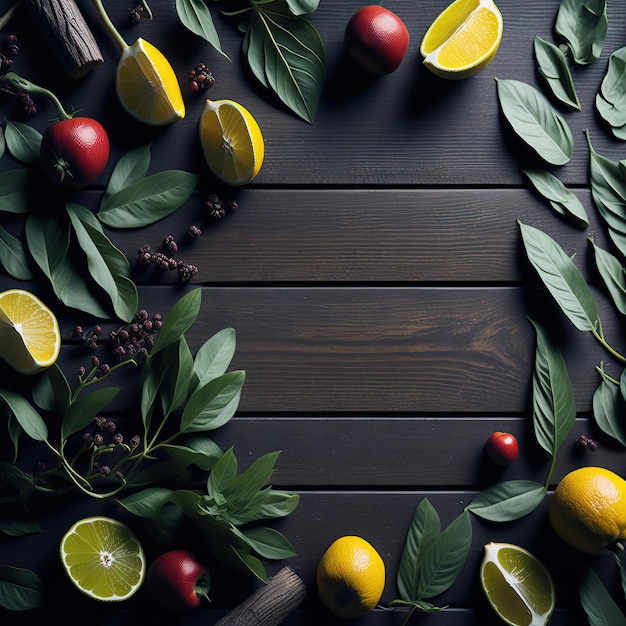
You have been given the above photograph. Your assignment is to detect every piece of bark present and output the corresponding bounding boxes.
[26,0,104,78]
[216,566,307,626]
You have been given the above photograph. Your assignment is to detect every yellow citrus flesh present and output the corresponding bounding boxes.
[0,288,60,374]
[199,98,265,186]
[420,0,503,79]
[549,466,626,555]
[480,542,555,626]
[116,38,185,126]
[60,516,146,602]
[316,535,385,619]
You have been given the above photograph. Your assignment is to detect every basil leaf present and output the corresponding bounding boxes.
[225,450,281,506]
[555,0,607,65]
[530,318,576,456]
[207,446,238,501]
[397,498,442,602]
[242,9,325,124]
[176,0,228,58]
[590,240,626,315]
[4,121,41,166]
[0,565,43,611]
[523,169,588,228]
[97,170,198,228]
[0,169,30,214]
[592,370,626,447]
[192,327,237,387]
[66,202,138,321]
[61,386,119,444]
[104,143,151,202]
[0,389,47,442]
[416,510,472,600]
[235,526,296,559]
[534,36,580,110]
[495,78,573,165]
[0,225,34,280]
[466,480,546,522]
[159,337,194,418]
[579,564,626,626]
[519,221,599,331]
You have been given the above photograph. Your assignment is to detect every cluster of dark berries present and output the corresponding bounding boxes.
[206,193,238,220]
[188,63,215,91]
[576,434,598,451]
[138,234,199,282]
[127,5,144,21]
[1,33,19,71]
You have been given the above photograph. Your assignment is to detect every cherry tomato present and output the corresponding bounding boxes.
[147,549,211,612]
[485,431,519,465]
[40,117,109,189]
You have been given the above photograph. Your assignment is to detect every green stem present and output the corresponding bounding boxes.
[0,1,20,30]
[71,359,138,403]
[91,0,128,50]
[543,452,557,491]
[0,72,71,120]
[591,327,626,364]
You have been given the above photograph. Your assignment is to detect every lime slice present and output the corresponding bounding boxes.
[480,542,555,626]
[60,516,146,602]
[199,98,265,186]
[0,288,60,374]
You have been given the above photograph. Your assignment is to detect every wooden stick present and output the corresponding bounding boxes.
[216,566,307,626]
[26,0,104,78]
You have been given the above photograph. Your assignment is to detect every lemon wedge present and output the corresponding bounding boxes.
[199,98,264,186]
[0,288,61,374]
[420,0,503,79]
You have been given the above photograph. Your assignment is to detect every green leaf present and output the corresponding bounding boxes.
[61,386,119,444]
[176,0,228,58]
[466,480,546,522]
[592,368,626,447]
[0,389,47,442]
[66,203,138,321]
[0,462,35,504]
[161,442,222,472]
[224,450,281,506]
[518,221,599,332]
[192,327,237,387]
[0,565,43,610]
[31,363,71,414]
[159,337,194,418]
[241,488,299,521]
[530,318,576,456]
[595,46,626,135]
[578,564,626,626]
[590,239,626,315]
[286,0,319,16]
[104,143,151,202]
[415,510,472,600]
[4,121,41,166]
[523,169,588,228]
[397,498,442,602]
[241,8,325,124]
[555,0,607,65]
[98,170,197,228]
[534,36,580,110]
[0,225,34,280]
[207,446,238,501]
[0,500,40,536]
[236,526,297,560]
[0,126,5,158]
[117,487,173,518]
[495,78,573,165]
[0,169,30,214]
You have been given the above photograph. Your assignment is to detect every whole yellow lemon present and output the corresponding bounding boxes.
[316,535,385,619]
[549,466,626,555]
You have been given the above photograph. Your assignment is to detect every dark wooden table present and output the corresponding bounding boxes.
[1,0,626,623]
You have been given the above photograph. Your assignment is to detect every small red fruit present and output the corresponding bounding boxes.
[147,549,211,612]
[344,5,410,75]
[40,117,109,189]
[485,431,519,465]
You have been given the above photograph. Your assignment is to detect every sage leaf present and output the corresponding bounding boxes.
[176,0,228,58]
[555,0,607,65]
[590,240,626,315]
[66,202,138,321]
[0,225,34,280]
[192,327,237,387]
[235,526,296,560]
[466,480,546,522]
[241,8,325,124]
[397,498,442,602]
[0,169,30,214]
[579,564,626,626]
[591,368,626,447]
[103,143,151,202]
[530,318,576,456]
[4,121,41,166]
[0,389,47,442]
[495,78,573,165]
[596,46,626,138]
[523,169,588,228]
[97,170,198,228]
[286,0,319,16]
[61,386,119,444]
[0,565,43,611]
[518,221,600,332]
[534,36,580,110]
[415,510,472,600]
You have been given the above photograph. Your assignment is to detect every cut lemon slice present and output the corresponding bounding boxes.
[420,0,503,79]
[60,516,146,602]
[480,542,555,626]
[116,38,185,126]
[0,288,60,374]
[199,98,265,186]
